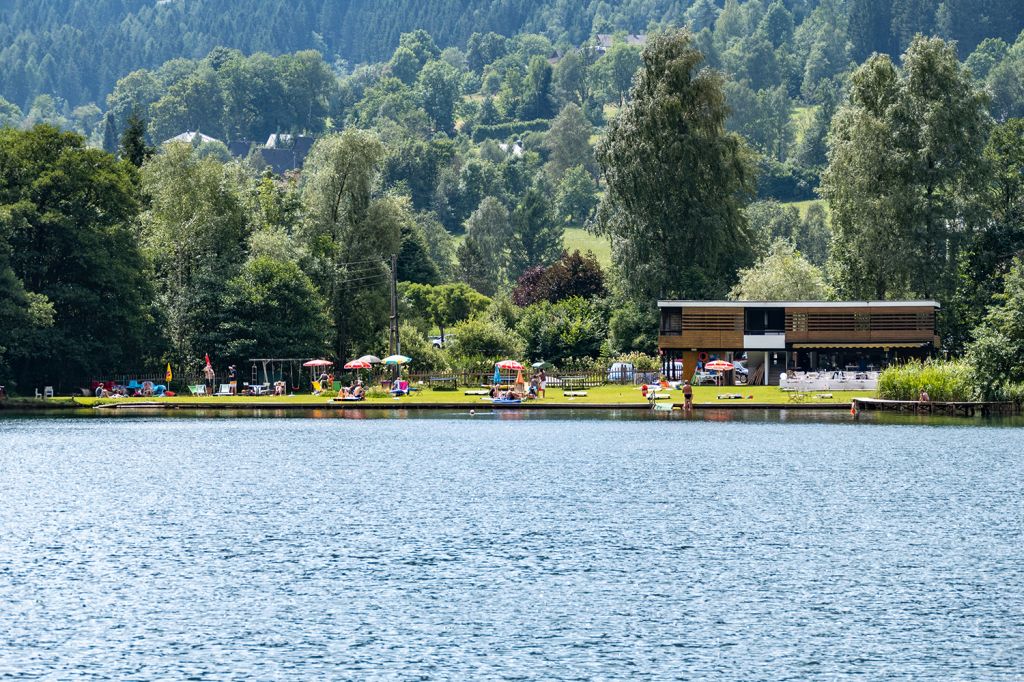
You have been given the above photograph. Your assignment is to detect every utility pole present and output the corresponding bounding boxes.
[389,253,399,377]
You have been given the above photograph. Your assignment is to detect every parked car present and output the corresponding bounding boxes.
[607,362,635,381]
[429,335,447,348]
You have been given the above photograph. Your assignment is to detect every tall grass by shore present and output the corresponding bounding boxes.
[877,360,976,402]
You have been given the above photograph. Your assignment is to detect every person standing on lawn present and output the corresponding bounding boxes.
[203,363,215,395]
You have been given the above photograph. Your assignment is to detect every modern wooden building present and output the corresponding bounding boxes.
[657,300,941,385]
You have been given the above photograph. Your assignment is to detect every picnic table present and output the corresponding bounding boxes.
[429,376,458,389]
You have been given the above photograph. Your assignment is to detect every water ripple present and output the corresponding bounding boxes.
[0,416,1022,679]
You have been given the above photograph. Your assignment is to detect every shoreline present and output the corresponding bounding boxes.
[3,397,862,412]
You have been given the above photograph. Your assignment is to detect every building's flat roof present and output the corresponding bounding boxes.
[657,300,941,309]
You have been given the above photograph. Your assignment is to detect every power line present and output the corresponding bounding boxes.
[337,273,390,286]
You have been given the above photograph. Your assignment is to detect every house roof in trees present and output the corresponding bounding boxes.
[265,133,315,154]
[227,139,253,157]
[163,130,221,145]
[594,34,646,53]
[250,147,306,175]
[228,134,315,175]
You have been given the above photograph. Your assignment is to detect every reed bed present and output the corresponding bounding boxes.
[877,360,976,402]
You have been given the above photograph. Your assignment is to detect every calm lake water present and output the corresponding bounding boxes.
[1,411,1022,679]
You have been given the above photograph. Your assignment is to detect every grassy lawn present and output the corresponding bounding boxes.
[563,226,612,267]
[790,104,818,147]
[784,198,829,218]
[31,384,872,409]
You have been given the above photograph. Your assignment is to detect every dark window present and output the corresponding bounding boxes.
[745,308,784,334]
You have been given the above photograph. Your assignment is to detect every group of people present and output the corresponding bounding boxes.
[315,370,364,398]
[489,370,547,401]
[339,380,365,399]
[641,378,695,411]
[94,382,164,398]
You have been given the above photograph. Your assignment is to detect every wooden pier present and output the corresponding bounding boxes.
[851,397,1019,418]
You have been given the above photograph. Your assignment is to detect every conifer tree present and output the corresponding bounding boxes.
[118,110,151,167]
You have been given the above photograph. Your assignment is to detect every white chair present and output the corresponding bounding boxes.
[43,386,54,398]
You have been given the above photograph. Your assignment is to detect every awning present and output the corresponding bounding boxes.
[792,343,928,349]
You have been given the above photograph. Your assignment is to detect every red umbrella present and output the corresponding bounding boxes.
[495,359,524,371]
[343,359,372,370]
[705,360,734,371]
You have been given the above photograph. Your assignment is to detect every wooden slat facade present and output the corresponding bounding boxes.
[658,303,937,348]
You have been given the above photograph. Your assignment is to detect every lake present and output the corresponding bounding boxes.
[1,411,1022,679]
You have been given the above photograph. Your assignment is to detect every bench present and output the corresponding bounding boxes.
[429,376,458,389]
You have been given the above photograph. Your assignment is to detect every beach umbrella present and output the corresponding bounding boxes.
[343,359,372,370]
[358,355,382,364]
[492,365,501,385]
[382,355,411,365]
[515,369,524,385]
[303,359,334,368]
[531,360,552,369]
[495,359,524,371]
[705,360,734,371]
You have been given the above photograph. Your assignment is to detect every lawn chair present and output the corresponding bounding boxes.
[214,383,234,396]
[390,380,410,396]
[311,380,322,395]
[188,384,208,396]
[43,386,54,398]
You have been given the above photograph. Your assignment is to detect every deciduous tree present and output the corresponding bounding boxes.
[822,37,991,311]
[729,239,833,300]
[596,29,756,301]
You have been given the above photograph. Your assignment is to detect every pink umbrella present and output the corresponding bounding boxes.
[343,359,373,370]
[302,359,334,367]
[495,359,524,371]
[705,360,734,371]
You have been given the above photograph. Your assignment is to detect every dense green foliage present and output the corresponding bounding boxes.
[966,258,1024,401]
[0,126,154,388]
[596,29,755,301]
[877,360,976,402]
[729,239,832,300]
[2,6,1024,390]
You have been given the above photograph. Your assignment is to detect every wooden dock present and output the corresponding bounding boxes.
[851,397,1019,417]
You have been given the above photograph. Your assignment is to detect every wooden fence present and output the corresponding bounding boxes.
[403,369,659,389]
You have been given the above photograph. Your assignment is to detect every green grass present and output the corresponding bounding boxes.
[446,226,611,271]
[33,384,872,409]
[563,227,611,267]
[784,198,829,218]
[790,105,818,148]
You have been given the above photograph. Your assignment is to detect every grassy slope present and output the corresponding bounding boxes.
[790,104,817,147]
[785,198,830,218]
[563,227,612,266]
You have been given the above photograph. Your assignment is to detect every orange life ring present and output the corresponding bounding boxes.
[698,352,709,362]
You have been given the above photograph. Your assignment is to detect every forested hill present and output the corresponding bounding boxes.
[3,0,1023,109]
[0,0,684,108]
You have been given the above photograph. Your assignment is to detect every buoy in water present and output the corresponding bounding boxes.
[469,409,476,415]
